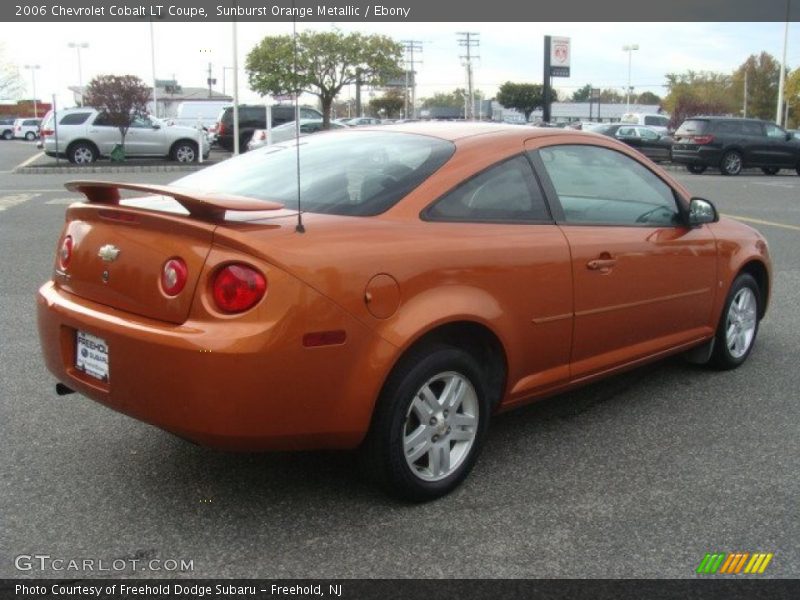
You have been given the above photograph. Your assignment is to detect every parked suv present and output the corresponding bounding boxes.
[215,104,323,151]
[1,117,18,140]
[672,116,800,176]
[41,108,210,164]
[14,118,41,140]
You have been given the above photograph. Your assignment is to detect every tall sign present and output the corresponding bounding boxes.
[549,37,571,78]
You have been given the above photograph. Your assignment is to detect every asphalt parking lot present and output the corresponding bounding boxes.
[1,140,798,579]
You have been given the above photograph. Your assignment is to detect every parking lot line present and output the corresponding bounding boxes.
[13,151,45,171]
[726,214,800,232]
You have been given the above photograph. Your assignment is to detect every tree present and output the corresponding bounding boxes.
[598,88,624,103]
[0,44,22,100]
[635,91,662,106]
[495,82,544,121]
[570,84,593,103]
[732,52,783,120]
[662,70,736,127]
[785,68,800,128]
[370,88,406,118]
[246,31,403,128]
[84,75,151,153]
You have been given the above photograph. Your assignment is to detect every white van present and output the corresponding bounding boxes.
[172,101,231,134]
[619,112,670,134]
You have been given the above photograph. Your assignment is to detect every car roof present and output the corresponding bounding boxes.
[358,121,581,143]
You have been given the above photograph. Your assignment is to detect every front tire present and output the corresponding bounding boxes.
[360,345,491,501]
[25,131,35,141]
[1,130,12,140]
[170,140,198,163]
[720,151,743,176]
[710,273,761,370]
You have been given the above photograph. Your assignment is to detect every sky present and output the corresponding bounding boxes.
[2,21,798,109]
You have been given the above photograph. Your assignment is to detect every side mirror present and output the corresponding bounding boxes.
[688,197,718,226]
[152,123,161,130]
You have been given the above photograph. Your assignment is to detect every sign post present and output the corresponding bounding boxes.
[543,36,571,124]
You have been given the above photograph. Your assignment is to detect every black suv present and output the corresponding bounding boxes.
[215,104,323,151]
[672,116,800,176]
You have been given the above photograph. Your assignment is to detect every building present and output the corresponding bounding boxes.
[68,85,232,118]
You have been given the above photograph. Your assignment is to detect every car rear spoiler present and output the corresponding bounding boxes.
[65,180,284,221]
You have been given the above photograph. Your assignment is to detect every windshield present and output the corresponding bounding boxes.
[173,130,455,216]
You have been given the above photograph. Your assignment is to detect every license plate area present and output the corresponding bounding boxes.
[76,330,110,382]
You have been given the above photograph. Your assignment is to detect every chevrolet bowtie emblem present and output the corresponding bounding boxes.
[97,244,121,262]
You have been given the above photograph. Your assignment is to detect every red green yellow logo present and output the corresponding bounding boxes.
[697,552,773,575]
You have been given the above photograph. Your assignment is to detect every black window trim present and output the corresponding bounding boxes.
[420,152,556,225]
[528,142,690,229]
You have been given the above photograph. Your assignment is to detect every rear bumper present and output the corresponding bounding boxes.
[671,147,722,166]
[36,266,396,451]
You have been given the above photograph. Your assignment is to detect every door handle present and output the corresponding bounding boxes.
[587,257,617,271]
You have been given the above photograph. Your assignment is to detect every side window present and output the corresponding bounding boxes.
[425,155,550,223]
[741,121,763,136]
[716,121,740,135]
[639,128,659,140]
[92,112,112,126]
[644,115,668,127]
[59,112,91,125]
[764,123,785,139]
[537,145,680,226]
[617,127,637,137]
[300,108,320,119]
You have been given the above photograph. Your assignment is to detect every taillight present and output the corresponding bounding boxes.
[161,258,188,296]
[58,236,73,270]
[257,131,266,140]
[692,135,714,145]
[212,264,266,313]
[41,128,54,137]
[217,122,226,136]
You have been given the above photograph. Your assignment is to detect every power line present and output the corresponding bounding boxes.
[457,32,479,119]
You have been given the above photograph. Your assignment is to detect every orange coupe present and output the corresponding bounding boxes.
[37,123,771,500]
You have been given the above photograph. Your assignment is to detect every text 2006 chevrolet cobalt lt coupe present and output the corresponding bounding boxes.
[37,123,771,500]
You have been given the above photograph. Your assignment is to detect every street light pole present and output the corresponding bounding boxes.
[23,65,40,118]
[622,44,639,111]
[67,42,89,105]
[776,5,790,125]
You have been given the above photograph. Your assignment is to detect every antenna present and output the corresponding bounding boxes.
[292,1,304,233]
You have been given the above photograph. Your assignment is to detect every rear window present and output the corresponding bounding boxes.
[60,112,92,125]
[675,119,710,136]
[173,131,455,216]
[644,115,668,127]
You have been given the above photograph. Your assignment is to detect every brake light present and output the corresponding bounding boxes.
[58,236,73,270]
[217,122,226,136]
[212,264,266,313]
[41,128,54,137]
[161,258,188,296]
[692,135,714,145]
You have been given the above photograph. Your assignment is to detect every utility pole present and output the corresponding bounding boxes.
[776,4,790,125]
[458,32,480,120]
[743,70,748,119]
[206,62,216,98]
[401,40,422,119]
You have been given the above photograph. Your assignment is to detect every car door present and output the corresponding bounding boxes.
[636,126,669,161]
[88,111,123,156]
[762,123,797,167]
[424,154,574,402]
[528,142,717,381]
[126,115,167,156]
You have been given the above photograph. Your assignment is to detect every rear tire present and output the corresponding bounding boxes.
[720,151,743,176]
[1,130,12,141]
[25,131,35,141]
[360,344,491,501]
[710,273,761,370]
[687,164,707,174]
[68,142,97,164]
